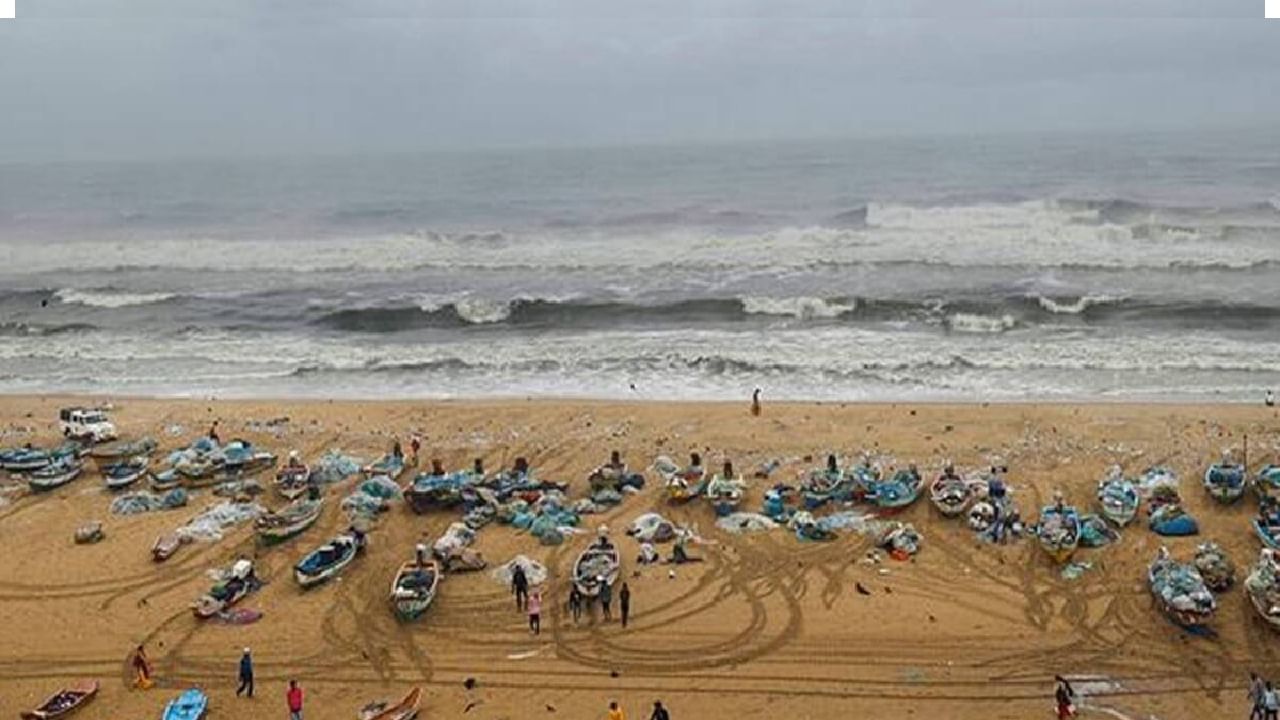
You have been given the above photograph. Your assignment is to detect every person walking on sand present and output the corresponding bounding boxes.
[236,648,254,698]
[608,700,626,720]
[528,589,543,635]
[1265,681,1279,720]
[286,679,303,720]
[751,388,761,417]
[131,644,154,690]
[649,700,670,720]
[600,578,614,621]
[1053,675,1075,719]
[619,582,631,628]
[512,564,529,611]
[569,585,584,624]
[1250,673,1266,720]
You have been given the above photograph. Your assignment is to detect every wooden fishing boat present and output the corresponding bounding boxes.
[88,436,156,460]
[1149,549,1216,628]
[572,542,621,598]
[869,468,922,511]
[359,687,422,720]
[929,472,975,517]
[1256,465,1280,503]
[274,463,311,500]
[254,497,323,545]
[1203,463,1246,504]
[1036,504,1081,564]
[19,680,98,720]
[152,532,183,562]
[294,531,366,589]
[390,560,440,621]
[162,688,208,720]
[1096,475,1139,527]
[102,456,149,490]
[27,456,83,492]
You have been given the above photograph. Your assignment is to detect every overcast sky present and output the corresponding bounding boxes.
[0,0,1273,161]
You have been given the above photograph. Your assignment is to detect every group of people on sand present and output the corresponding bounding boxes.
[132,645,305,719]
[1250,673,1280,720]
[510,547,633,635]
[609,699,671,720]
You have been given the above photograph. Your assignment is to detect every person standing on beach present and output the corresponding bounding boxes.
[1265,681,1279,720]
[619,582,631,628]
[1053,675,1075,719]
[607,700,626,720]
[600,578,614,621]
[512,564,529,611]
[569,585,584,624]
[649,700,670,720]
[527,590,542,635]
[208,421,220,444]
[236,648,254,698]
[1250,673,1265,720]
[391,438,403,460]
[410,435,421,466]
[751,388,761,417]
[286,679,303,720]
[1267,390,1276,408]
[131,644,154,690]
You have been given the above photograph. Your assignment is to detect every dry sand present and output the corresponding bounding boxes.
[1,396,1279,720]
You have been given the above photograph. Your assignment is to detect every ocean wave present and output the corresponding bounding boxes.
[944,312,1017,334]
[54,288,177,308]
[1032,294,1122,315]
[740,295,857,319]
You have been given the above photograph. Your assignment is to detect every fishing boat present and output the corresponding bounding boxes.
[255,497,323,545]
[359,687,422,720]
[1,442,80,473]
[1096,474,1139,527]
[1256,465,1280,503]
[274,462,311,500]
[365,453,407,481]
[403,471,471,513]
[705,473,744,517]
[845,460,881,500]
[867,467,922,511]
[1149,548,1216,628]
[1245,549,1280,630]
[152,532,183,562]
[1204,462,1246,504]
[801,463,849,510]
[19,680,98,720]
[162,688,208,720]
[27,455,84,492]
[193,560,257,618]
[654,455,707,504]
[1193,541,1235,593]
[1138,466,1179,496]
[929,470,976,517]
[1254,501,1280,550]
[389,559,440,621]
[102,456,149,490]
[1036,501,1081,564]
[572,541,621,598]
[88,436,156,461]
[294,530,366,589]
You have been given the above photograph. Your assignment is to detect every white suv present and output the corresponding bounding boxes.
[59,407,117,443]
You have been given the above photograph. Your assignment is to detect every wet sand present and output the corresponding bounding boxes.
[1,396,1278,720]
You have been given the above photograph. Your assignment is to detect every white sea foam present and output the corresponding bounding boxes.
[945,313,1016,334]
[740,295,855,319]
[1034,294,1120,315]
[54,288,176,308]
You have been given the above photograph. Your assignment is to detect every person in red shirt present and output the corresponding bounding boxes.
[286,679,303,720]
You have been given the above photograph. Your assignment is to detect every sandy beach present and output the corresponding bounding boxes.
[1,396,1278,720]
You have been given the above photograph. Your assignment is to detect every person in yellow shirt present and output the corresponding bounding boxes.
[607,700,626,720]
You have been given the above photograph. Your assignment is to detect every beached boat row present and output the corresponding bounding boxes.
[20,683,421,720]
